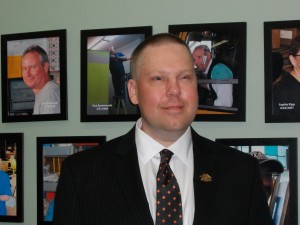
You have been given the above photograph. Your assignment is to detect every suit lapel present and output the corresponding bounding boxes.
[191,129,217,225]
[111,128,154,225]
[110,127,218,225]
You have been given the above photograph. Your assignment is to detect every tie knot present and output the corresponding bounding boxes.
[160,149,173,164]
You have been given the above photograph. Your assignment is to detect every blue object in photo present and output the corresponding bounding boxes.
[211,63,233,80]
[45,199,55,221]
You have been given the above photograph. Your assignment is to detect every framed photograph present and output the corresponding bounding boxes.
[264,20,300,123]
[216,137,298,225]
[36,135,106,225]
[169,22,246,121]
[1,29,67,122]
[80,26,152,122]
[0,133,23,222]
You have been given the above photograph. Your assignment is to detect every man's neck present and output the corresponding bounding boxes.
[33,79,50,94]
[140,126,188,147]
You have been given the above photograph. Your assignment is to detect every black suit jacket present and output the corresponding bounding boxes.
[53,127,273,225]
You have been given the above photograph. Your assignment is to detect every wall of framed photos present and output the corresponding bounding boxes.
[0,0,299,224]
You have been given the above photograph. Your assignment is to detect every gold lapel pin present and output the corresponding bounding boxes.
[199,173,213,182]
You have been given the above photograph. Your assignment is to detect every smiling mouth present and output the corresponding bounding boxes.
[24,78,35,82]
[164,105,184,111]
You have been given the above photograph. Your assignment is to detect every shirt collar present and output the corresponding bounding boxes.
[204,59,212,75]
[135,118,192,165]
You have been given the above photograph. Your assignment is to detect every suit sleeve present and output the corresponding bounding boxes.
[52,158,82,225]
[247,162,274,225]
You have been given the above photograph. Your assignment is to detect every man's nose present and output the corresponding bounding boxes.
[166,79,180,96]
[23,68,31,76]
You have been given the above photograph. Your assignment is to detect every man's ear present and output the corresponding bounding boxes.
[127,79,138,105]
[43,62,50,73]
[289,55,296,67]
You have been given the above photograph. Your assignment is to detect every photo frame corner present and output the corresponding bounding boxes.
[215,137,298,225]
[264,20,300,123]
[0,132,24,222]
[80,26,152,122]
[36,135,106,225]
[1,29,67,123]
[168,22,246,122]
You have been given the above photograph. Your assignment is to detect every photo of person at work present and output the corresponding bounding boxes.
[0,170,12,216]
[21,45,60,115]
[249,151,284,204]
[272,35,300,118]
[250,151,289,225]
[192,45,233,107]
[53,33,273,225]
[109,46,131,100]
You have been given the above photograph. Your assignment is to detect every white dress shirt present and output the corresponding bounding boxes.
[212,83,233,107]
[135,118,195,225]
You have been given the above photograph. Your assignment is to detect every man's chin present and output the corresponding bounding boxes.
[163,121,190,132]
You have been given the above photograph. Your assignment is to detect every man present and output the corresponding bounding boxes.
[21,45,60,114]
[192,45,233,107]
[109,46,131,100]
[250,151,284,203]
[53,33,273,225]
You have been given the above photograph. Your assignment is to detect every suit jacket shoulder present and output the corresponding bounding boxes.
[191,128,257,167]
[53,127,154,225]
[190,128,273,225]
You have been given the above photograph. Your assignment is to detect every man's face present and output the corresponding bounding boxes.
[192,48,207,72]
[260,167,275,201]
[21,51,49,93]
[290,50,300,74]
[128,43,198,143]
[109,46,115,54]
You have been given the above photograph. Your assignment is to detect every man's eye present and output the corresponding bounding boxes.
[153,76,163,81]
[180,75,190,80]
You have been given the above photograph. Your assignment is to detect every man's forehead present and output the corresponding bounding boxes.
[23,51,40,57]
[135,44,194,74]
[22,52,42,62]
[193,48,204,55]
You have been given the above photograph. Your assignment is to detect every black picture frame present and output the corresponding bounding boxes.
[0,133,23,222]
[36,135,106,225]
[264,20,300,123]
[216,137,298,225]
[169,22,246,121]
[80,26,153,122]
[1,29,67,122]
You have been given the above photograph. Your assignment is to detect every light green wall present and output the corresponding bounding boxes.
[87,63,109,104]
[87,50,110,104]
[0,0,299,224]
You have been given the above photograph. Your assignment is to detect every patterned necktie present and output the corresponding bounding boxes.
[156,149,183,225]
